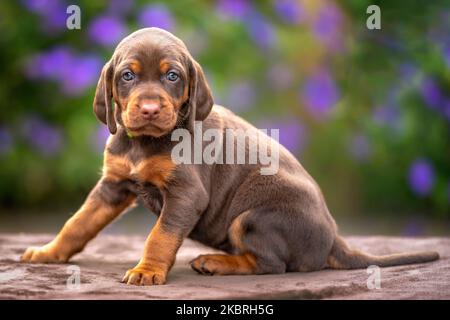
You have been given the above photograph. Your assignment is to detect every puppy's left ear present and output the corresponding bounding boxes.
[187,58,214,132]
[93,60,117,134]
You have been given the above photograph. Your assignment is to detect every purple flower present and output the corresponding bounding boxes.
[420,77,444,110]
[25,46,73,80]
[216,0,252,21]
[25,48,102,96]
[259,119,307,155]
[419,77,450,121]
[92,125,110,152]
[443,45,450,68]
[138,4,175,31]
[108,0,134,16]
[370,33,405,52]
[216,2,276,49]
[312,3,344,52]
[278,121,306,155]
[402,218,425,236]
[301,70,340,120]
[89,15,127,47]
[398,63,418,82]
[348,134,371,162]
[408,158,435,196]
[21,117,63,156]
[266,64,294,91]
[44,6,66,32]
[372,104,400,126]
[22,0,59,14]
[274,0,304,24]
[22,0,67,32]
[245,13,276,49]
[0,127,13,156]
[60,54,102,96]
[372,103,405,135]
[226,81,256,113]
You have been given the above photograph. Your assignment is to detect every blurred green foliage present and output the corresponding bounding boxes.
[0,0,449,217]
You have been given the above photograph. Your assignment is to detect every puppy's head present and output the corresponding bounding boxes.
[93,28,213,137]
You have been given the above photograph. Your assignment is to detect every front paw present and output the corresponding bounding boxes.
[21,245,67,263]
[121,266,167,286]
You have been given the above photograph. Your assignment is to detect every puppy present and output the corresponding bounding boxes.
[21,28,439,286]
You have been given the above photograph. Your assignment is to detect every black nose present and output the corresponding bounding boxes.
[140,103,160,120]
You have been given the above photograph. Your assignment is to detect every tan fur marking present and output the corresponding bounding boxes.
[326,255,343,269]
[159,59,170,73]
[103,153,132,181]
[103,153,175,188]
[229,211,250,251]
[133,154,176,188]
[182,86,189,102]
[129,60,141,74]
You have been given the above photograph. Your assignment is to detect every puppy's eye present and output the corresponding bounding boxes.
[122,71,135,81]
[166,71,179,82]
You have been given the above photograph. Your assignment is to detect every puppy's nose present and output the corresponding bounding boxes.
[140,103,160,120]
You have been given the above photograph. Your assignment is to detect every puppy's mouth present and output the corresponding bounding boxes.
[126,124,152,132]
[125,114,177,137]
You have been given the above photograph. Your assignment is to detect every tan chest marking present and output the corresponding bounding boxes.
[103,153,176,189]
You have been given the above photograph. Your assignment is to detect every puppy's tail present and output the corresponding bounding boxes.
[327,236,439,269]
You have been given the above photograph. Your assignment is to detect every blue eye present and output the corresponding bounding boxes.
[166,71,179,82]
[122,71,135,81]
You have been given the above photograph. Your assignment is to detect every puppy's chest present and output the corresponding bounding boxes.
[103,152,176,189]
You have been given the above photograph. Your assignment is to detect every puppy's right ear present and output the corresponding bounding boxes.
[93,61,117,134]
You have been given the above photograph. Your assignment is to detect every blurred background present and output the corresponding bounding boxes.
[0,0,449,236]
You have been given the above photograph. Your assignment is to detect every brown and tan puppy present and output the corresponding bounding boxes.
[21,28,439,286]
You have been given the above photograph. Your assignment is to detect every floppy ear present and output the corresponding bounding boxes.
[187,59,214,133]
[93,61,117,134]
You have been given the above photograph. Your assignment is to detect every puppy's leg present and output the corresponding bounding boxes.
[21,179,136,263]
[191,210,287,275]
[122,177,209,286]
[190,253,258,275]
[121,219,183,286]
